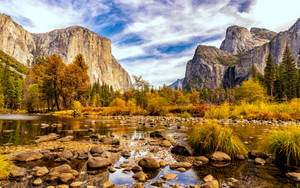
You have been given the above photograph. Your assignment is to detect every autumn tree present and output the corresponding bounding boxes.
[190,90,200,105]
[235,78,267,103]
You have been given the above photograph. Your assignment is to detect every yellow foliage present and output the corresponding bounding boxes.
[110,98,126,107]
[235,78,268,103]
[0,155,11,180]
[72,100,82,111]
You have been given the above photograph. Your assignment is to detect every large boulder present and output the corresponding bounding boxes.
[14,152,43,162]
[87,157,112,169]
[32,166,49,177]
[10,166,27,178]
[90,146,104,155]
[210,152,231,162]
[138,157,160,170]
[49,164,78,181]
[171,144,193,156]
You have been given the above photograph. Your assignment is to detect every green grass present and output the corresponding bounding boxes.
[188,121,248,158]
[0,49,29,75]
[0,155,11,180]
[260,126,300,167]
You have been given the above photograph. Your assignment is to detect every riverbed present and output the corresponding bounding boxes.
[0,114,299,187]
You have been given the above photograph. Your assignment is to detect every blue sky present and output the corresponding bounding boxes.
[0,0,299,86]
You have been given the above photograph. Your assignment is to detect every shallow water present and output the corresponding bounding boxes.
[0,114,299,187]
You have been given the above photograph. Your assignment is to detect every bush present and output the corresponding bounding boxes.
[188,121,247,158]
[0,155,11,180]
[72,101,82,111]
[180,111,191,118]
[261,126,300,167]
[204,103,231,119]
[110,98,126,107]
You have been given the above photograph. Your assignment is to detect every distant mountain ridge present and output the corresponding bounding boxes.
[0,14,132,91]
[183,18,300,90]
[169,78,184,90]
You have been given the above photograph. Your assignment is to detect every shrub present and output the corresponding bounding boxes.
[204,103,231,119]
[188,121,247,158]
[261,126,300,167]
[110,98,126,107]
[0,155,11,180]
[180,111,191,118]
[72,101,82,111]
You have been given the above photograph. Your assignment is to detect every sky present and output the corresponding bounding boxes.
[0,0,299,86]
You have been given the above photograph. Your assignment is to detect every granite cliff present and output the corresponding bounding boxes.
[183,18,300,90]
[0,14,132,91]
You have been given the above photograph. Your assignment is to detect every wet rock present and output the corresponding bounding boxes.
[160,140,172,147]
[70,181,84,188]
[210,152,231,162]
[138,157,160,170]
[286,172,300,181]
[133,183,144,188]
[87,157,112,169]
[195,156,209,164]
[171,144,193,156]
[151,180,164,187]
[169,162,192,169]
[150,131,166,138]
[108,166,116,173]
[35,133,59,143]
[236,154,246,160]
[32,166,49,177]
[100,137,120,145]
[211,162,230,168]
[202,174,219,188]
[59,173,74,183]
[49,164,78,181]
[57,136,74,142]
[58,150,74,160]
[133,171,148,182]
[121,151,131,158]
[150,147,160,153]
[161,174,177,181]
[175,168,187,172]
[159,161,167,168]
[90,146,104,155]
[132,166,143,173]
[33,178,43,186]
[10,166,27,178]
[254,158,266,165]
[103,181,115,188]
[120,163,132,168]
[15,152,43,162]
[249,150,269,159]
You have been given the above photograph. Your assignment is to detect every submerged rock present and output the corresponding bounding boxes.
[150,131,166,138]
[14,152,43,162]
[161,174,177,181]
[100,137,120,145]
[35,133,59,143]
[138,157,160,170]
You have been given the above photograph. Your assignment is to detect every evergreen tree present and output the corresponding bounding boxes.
[281,45,297,99]
[274,64,285,101]
[264,54,276,96]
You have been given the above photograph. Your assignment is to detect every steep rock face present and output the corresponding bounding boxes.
[220,25,273,55]
[32,26,132,90]
[233,18,300,84]
[0,14,132,91]
[183,45,235,89]
[183,18,299,90]
[0,14,35,65]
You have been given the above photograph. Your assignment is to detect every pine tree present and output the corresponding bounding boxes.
[274,64,285,101]
[264,54,276,96]
[251,64,258,81]
[281,45,297,100]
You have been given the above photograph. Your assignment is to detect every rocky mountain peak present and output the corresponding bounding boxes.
[0,14,132,91]
[250,27,276,41]
[220,25,271,55]
[288,18,300,33]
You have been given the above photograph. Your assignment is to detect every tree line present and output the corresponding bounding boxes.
[0,45,299,112]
